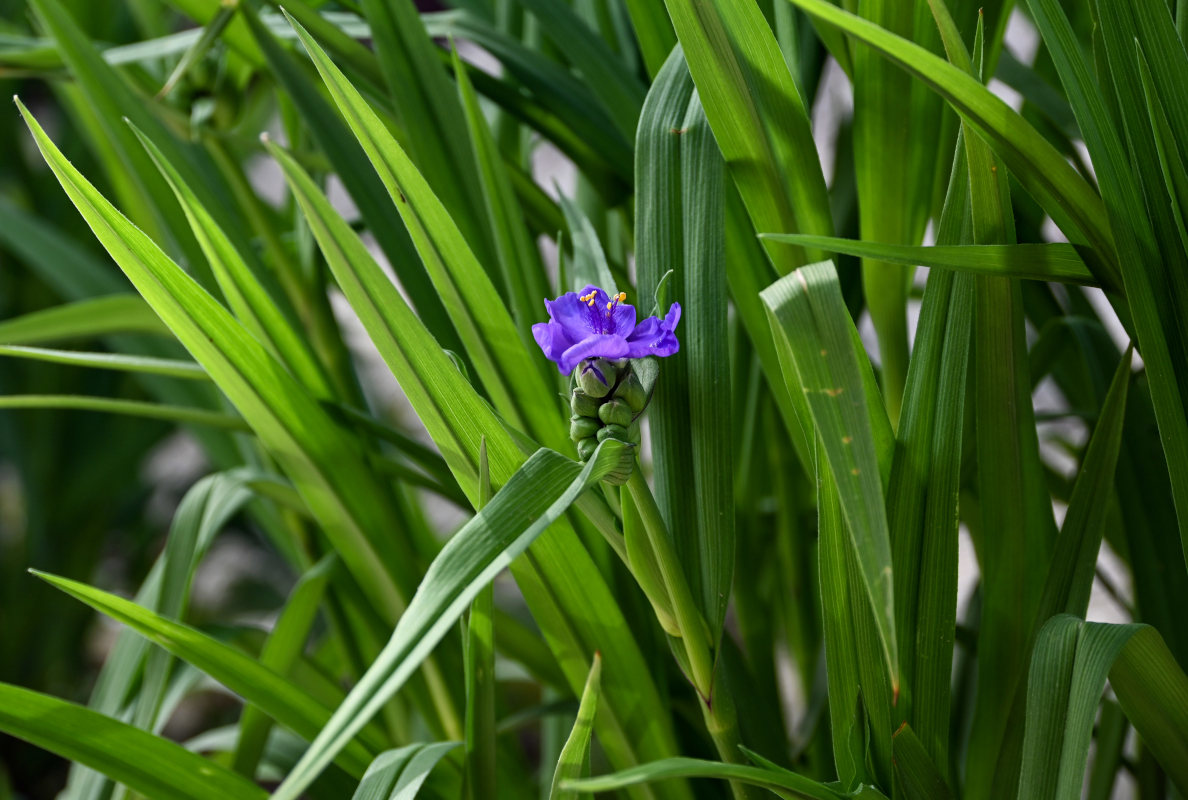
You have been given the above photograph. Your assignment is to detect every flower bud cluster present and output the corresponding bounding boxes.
[569,357,648,481]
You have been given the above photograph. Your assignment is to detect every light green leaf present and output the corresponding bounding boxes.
[271,440,632,799]
[761,261,899,692]
[0,295,169,345]
[0,682,267,800]
[761,235,1097,285]
[0,345,205,379]
[31,570,382,777]
[549,653,602,800]
[351,743,461,800]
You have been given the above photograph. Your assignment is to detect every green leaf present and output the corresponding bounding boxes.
[0,683,267,800]
[892,724,952,800]
[351,743,461,800]
[0,295,169,345]
[781,0,1116,284]
[549,653,602,800]
[128,122,334,399]
[17,96,421,639]
[0,345,205,379]
[238,3,463,357]
[761,235,1097,285]
[31,570,381,777]
[665,0,833,274]
[620,0,677,78]
[512,0,646,139]
[886,127,974,776]
[1038,349,1132,620]
[761,261,898,692]
[270,440,632,800]
[679,93,734,650]
[358,0,496,272]
[451,45,549,343]
[557,192,616,294]
[564,757,861,800]
[1019,618,1188,799]
[285,12,563,447]
[0,394,245,431]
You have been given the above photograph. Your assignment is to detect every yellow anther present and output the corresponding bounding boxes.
[618,292,627,302]
[606,301,614,310]
[587,297,596,306]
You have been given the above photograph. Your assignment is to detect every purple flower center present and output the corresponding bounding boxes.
[579,289,628,335]
[531,284,681,375]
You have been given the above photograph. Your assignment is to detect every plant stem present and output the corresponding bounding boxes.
[623,473,759,800]
[625,470,714,700]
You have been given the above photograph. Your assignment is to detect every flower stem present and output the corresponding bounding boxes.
[624,470,760,800]
[625,470,714,699]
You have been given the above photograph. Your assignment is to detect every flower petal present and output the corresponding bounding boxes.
[532,321,577,373]
[559,334,629,374]
[663,302,681,331]
[609,302,637,336]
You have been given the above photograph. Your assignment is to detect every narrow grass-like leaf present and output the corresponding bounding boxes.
[351,743,461,800]
[451,46,549,343]
[238,4,462,356]
[892,724,952,800]
[233,555,336,778]
[958,31,1057,795]
[1038,349,1132,620]
[129,123,333,399]
[762,235,1097,285]
[0,197,125,298]
[156,3,236,98]
[817,459,867,789]
[128,473,255,737]
[464,440,497,800]
[680,93,734,650]
[761,262,898,692]
[620,0,677,77]
[558,193,616,294]
[0,346,205,379]
[17,97,420,633]
[886,129,973,775]
[0,683,267,800]
[1019,618,1188,799]
[634,46,698,571]
[665,0,832,274]
[549,653,602,800]
[1109,626,1188,792]
[266,142,688,800]
[286,14,562,444]
[512,0,646,139]
[1080,0,1188,549]
[31,570,381,776]
[850,0,943,423]
[0,395,245,431]
[564,757,862,799]
[781,0,1116,279]
[358,0,495,271]
[270,440,631,800]
[0,295,169,345]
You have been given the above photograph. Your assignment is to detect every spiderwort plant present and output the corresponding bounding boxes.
[533,285,680,474]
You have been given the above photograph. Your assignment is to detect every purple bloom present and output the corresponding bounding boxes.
[532,285,681,375]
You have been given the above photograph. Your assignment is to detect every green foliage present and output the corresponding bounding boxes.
[2,1,1188,799]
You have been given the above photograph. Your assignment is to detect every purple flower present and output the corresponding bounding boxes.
[531,285,681,375]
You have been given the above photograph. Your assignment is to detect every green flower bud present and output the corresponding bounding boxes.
[598,399,633,427]
[597,423,629,443]
[570,390,600,418]
[576,438,597,461]
[569,415,600,442]
[578,357,629,398]
[614,371,648,412]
